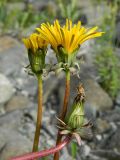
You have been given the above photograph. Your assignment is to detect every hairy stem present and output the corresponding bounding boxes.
[54,70,70,160]
[32,74,43,153]
[11,136,72,160]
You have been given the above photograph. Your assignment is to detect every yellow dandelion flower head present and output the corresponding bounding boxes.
[36,19,104,54]
[22,33,48,53]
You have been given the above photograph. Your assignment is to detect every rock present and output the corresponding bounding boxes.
[91,149,120,160]
[84,78,113,112]
[0,36,18,53]
[0,127,30,151]
[18,122,35,140]
[5,94,30,112]
[0,110,23,129]
[0,127,12,150]
[84,102,98,119]
[43,73,62,104]
[0,36,27,76]
[14,73,38,97]
[0,133,32,160]
[42,124,57,139]
[96,118,111,134]
[106,127,120,152]
[0,74,14,105]
[87,153,108,160]
[77,40,94,66]
[82,144,91,157]
[45,47,57,65]
[96,134,102,141]
[104,107,120,122]
[0,105,5,116]
[28,107,37,123]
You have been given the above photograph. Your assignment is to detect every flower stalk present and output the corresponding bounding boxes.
[54,70,70,160]
[11,136,72,160]
[32,74,43,153]
[61,70,70,119]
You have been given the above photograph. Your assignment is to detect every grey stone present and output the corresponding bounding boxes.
[106,127,120,152]
[45,47,57,65]
[87,154,107,160]
[84,78,113,112]
[0,133,32,160]
[28,107,37,123]
[20,76,38,97]
[18,122,35,138]
[0,74,14,105]
[0,36,18,53]
[96,134,102,141]
[105,108,120,122]
[77,40,94,66]
[0,105,5,116]
[0,110,23,129]
[81,144,91,157]
[5,94,30,112]
[0,127,12,150]
[91,149,120,160]
[43,73,61,104]
[96,118,111,134]
[84,102,97,119]
[0,36,27,76]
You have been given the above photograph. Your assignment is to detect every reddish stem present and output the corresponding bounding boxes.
[54,70,70,160]
[10,136,71,160]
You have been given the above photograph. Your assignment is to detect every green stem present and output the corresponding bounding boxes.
[32,74,43,154]
[53,70,70,160]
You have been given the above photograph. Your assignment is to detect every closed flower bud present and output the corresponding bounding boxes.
[28,49,46,74]
[66,84,85,129]
[23,33,48,74]
[67,101,84,129]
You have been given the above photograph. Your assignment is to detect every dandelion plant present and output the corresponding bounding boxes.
[11,19,104,160]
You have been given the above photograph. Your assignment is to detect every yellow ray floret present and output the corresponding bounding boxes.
[23,33,48,53]
[36,19,104,54]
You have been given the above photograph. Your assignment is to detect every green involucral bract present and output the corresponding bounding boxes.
[57,46,79,66]
[66,102,84,129]
[28,49,47,74]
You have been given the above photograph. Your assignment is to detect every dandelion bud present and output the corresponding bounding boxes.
[67,101,84,129]
[66,84,85,129]
[28,49,46,74]
[23,33,48,74]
